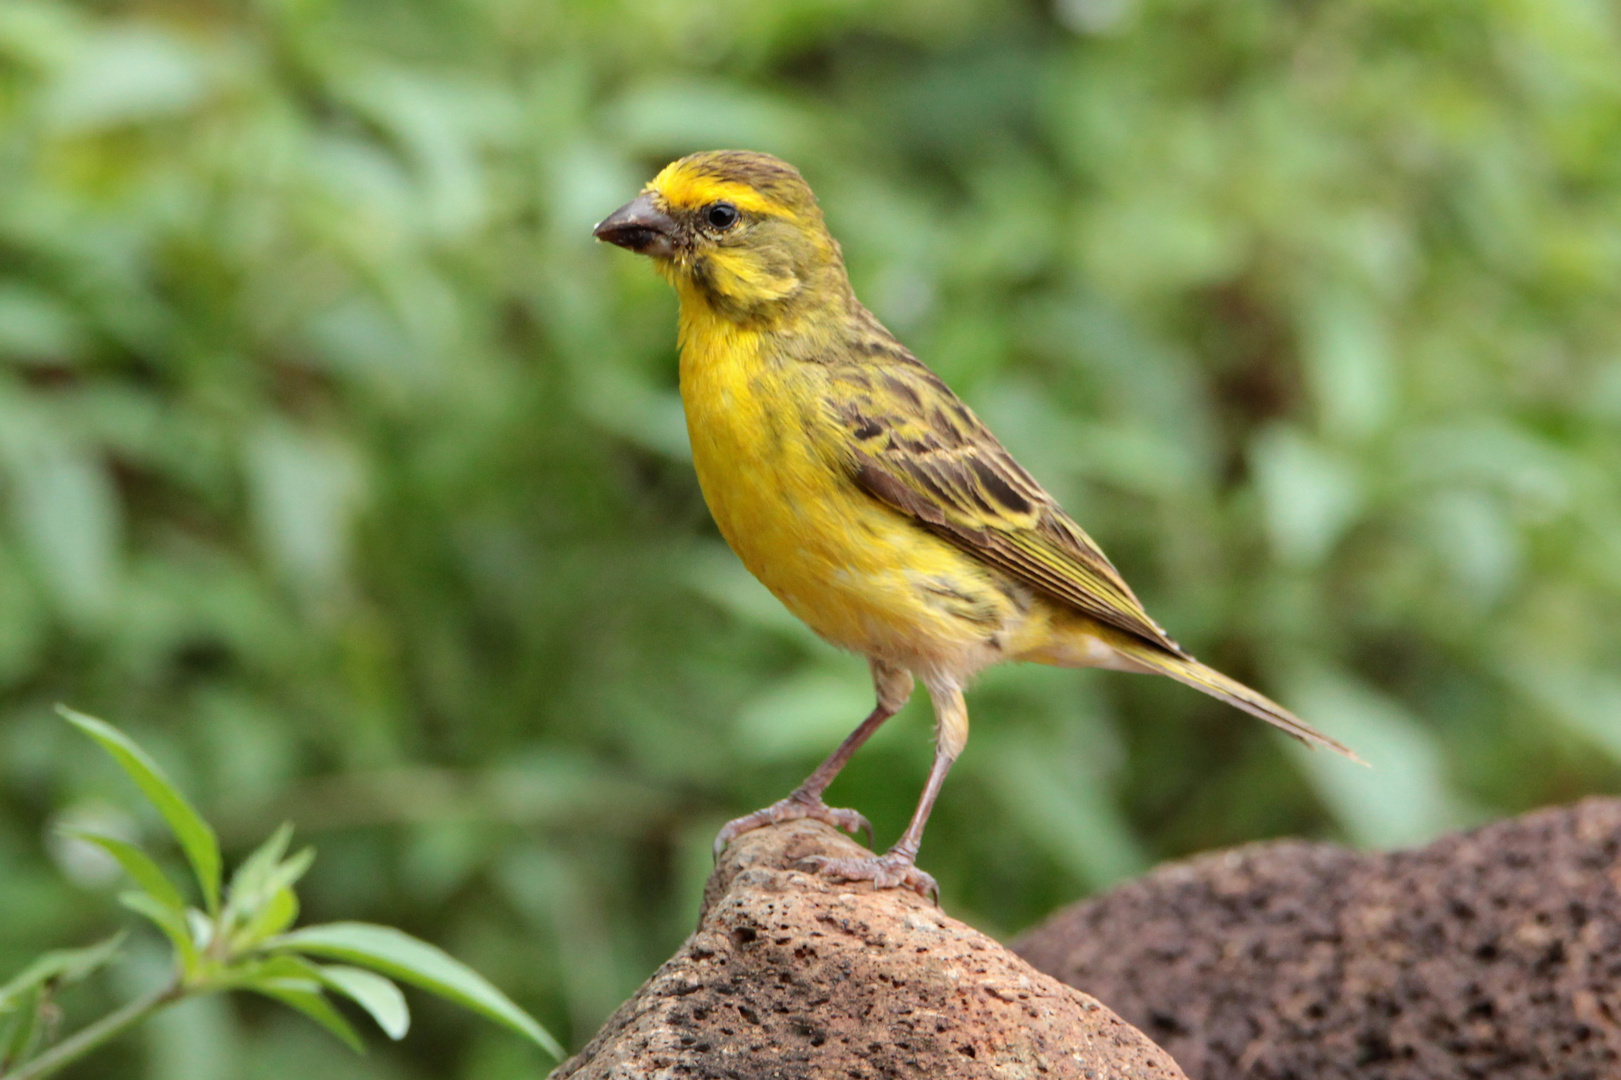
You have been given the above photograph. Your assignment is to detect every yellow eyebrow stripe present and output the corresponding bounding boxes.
[649,165,787,218]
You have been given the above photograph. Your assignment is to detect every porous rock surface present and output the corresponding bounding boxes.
[551,818,1186,1079]
[1014,797,1621,1080]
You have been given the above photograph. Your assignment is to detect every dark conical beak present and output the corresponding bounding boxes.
[593,192,677,258]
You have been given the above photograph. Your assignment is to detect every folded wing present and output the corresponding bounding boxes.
[827,346,1187,659]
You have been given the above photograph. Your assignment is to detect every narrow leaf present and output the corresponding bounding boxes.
[224,825,311,947]
[214,952,315,991]
[58,707,221,914]
[227,823,293,905]
[186,909,215,952]
[317,965,409,1040]
[235,887,300,951]
[0,988,42,1070]
[248,981,365,1053]
[271,922,561,1058]
[222,955,398,1046]
[63,830,186,912]
[119,892,198,973]
[258,848,315,907]
[0,932,126,1013]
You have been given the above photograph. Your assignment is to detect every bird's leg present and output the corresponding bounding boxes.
[803,679,966,901]
[714,660,913,858]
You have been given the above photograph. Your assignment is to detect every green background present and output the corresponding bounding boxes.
[3,0,1620,1075]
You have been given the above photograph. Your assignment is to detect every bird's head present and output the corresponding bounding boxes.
[593,150,845,326]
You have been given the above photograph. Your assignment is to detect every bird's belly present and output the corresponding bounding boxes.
[682,347,1018,672]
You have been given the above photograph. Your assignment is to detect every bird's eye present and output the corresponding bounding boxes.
[704,202,739,230]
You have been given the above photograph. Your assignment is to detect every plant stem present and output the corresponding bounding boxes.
[0,980,184,1080]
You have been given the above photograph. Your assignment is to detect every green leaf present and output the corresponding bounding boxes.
[63,829,186,912]
[256,848,314,908]
[248,980,365,1053]
[224,822,312,948]
[59,706,222,915]
[316,965,409,1040]
[225,955,368,1052]
[214,952,311,989]
[271,922,562,1058]
[0,932,126,1013]
[234,887,300,952]
[0,934,128,1075]
[186,908,216,952]
[227,822,293,903]
[119,892,198,973]
[0,988,42,1070]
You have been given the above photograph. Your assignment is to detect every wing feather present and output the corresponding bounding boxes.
[827,346,1187,657]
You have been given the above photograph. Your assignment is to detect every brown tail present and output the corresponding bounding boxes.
[1110,639,1364,763]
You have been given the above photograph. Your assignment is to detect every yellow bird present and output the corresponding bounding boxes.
[595,150,1358,896]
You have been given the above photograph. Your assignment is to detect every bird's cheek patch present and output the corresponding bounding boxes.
[702,249,801,304]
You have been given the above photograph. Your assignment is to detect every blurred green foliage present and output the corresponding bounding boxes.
[1,0,1619,1076]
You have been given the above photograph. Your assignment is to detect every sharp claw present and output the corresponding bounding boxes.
[821,806,873,847]
[797,852,938,901]
[713,795,873,860]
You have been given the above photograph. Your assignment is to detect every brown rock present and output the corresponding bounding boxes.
[552,819,1186,1079]
[1014,797,1621,1080]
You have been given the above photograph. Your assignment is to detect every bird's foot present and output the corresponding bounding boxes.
[713,792,873,859]
[799,850,938,903]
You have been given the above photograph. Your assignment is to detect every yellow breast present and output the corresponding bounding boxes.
[676,304,1015,667]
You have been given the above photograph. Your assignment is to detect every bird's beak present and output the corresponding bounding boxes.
[593,192,677,258]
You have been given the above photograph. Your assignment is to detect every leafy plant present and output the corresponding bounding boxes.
[0,708,562,1080]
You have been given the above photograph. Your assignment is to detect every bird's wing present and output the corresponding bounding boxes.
[827,348,1187,656]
